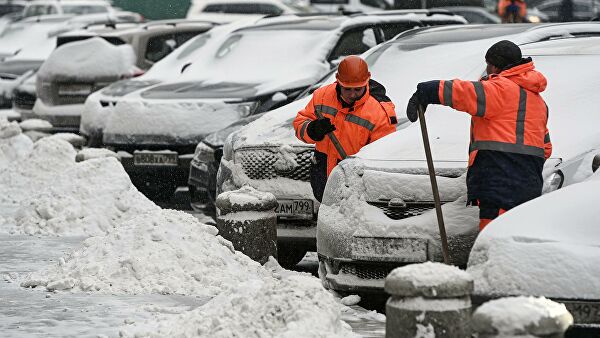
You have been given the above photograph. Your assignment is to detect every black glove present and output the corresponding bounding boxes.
[306,118,336,141]
[406,92,425,123]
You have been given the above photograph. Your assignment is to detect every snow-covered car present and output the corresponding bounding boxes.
[79,19,252,147]
[0,13,144,119]
[186,0,299,23]
[21,0,115,18]
[468,170,600,328]
[31,21,216,133]
[534,0,600,21]
[188,11,466,216]
[101,13,460,204]
[317,30,600,294]
[310,0,392,13]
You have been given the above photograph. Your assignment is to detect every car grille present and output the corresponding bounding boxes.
[235,146,313,181]
[367,201,439,220]
[340,263,397,280]
[13,89,36,110]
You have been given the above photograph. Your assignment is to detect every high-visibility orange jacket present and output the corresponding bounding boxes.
[438,60,552,166]
[420,59,552,209]
[294,80,397,176]
[498,0,527,19]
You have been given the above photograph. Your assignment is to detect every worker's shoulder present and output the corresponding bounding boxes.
[313,82,337,97]
[368,79,392,103]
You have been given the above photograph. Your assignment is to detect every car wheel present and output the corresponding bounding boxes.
[277,247,307,269]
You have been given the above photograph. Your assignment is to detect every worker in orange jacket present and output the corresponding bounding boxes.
[498,0,527,23]
[293,55,397,201]
[406,40,552,231]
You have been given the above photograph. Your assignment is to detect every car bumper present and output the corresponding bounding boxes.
[31,102,84,133]
[119,152,193,188]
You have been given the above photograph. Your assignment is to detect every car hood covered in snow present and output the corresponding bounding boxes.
[468,172,600,299]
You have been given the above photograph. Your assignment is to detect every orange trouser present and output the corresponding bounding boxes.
[479,206,507,231]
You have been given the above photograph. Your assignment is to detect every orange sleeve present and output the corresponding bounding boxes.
[544,127,552,159]
[438,79,489,118]
[369,101,397,143]
[293,95,317,144]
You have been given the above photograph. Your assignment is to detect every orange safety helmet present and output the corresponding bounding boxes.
[336,55,371,88]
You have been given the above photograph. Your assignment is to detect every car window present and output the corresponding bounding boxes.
[23,4,57,17]
[176,33,211,60]
[203,3,283,15]
[360,0,390,9]
[329,27,378,61]
[61,5,108,15]
[174,31,206,47]
[145,34,178,63]
[379,22,420,40]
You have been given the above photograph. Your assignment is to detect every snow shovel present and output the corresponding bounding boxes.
[314,110,347,160]
[417,104,450,264]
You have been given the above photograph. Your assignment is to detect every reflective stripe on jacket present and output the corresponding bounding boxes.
[293,80,397,176]
[438,60,552,167]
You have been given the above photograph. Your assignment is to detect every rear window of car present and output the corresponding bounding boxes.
[61,5,108,15]
[202,3,284,15]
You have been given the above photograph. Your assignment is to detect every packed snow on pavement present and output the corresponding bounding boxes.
[0,117,379,337]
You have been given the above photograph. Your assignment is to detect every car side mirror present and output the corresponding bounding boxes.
[592,154,600,172]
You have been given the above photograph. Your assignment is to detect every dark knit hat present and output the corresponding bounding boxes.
[485,40,522,70]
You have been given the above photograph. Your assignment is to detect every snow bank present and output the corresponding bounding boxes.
[0,122,157,236]
[38,37,135,80]
[473,296,570,335]
[468,179,600,298]
[12,157,157,236]
[21,209,268,296]
[76,147,118,161]
[123,271,355,338]
[19,119,53,131]
[0,119,33,170]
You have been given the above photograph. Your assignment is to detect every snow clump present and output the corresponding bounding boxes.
[123,273,356,338]
[21,209,268,296]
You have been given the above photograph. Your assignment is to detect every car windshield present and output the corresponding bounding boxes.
[181,28,332,90]
[62,4,108,15]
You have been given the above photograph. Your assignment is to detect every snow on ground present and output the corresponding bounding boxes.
[124,269,355,338]
[0,120,157,236]
[37,37,135,80]
[19,119,53,131]
[468,178,600,299]
[0,117,361,336]
[21,209,269,296]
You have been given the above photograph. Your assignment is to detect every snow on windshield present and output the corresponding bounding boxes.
[181,28,333,93]
[38,37,135,80]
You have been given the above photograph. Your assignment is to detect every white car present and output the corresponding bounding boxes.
[317,30,600,294]
[186,0,300,23]
[22,0,115,18]
[468,169,600,329]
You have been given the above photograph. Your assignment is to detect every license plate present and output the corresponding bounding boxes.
[275,199,313,215]
[58,84,92,96]
[351,236,428,263]
[134,152,178,166]
[560,300,600,324]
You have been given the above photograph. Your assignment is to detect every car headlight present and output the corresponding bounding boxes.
[58,83,92,96]
[527,15,541,23]
[193,141,215,164]
[234,101,259,117]
[542,171,564,194]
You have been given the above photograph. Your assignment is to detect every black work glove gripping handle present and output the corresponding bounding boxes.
[407,92,426,123]
[306,118,336,141]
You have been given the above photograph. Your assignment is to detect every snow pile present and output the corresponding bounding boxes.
[12,157,157,236]
[76,147,118,161]
[19,119,53,131]
[0,119,33,170]
[468,179,600,299]
[473,296,570,335]
[21,209,268,295]
[124,272,355,338]
[387,262,472,290]
[37,37,135,80]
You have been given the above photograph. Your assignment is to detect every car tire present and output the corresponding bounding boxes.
[277,247,307,269]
